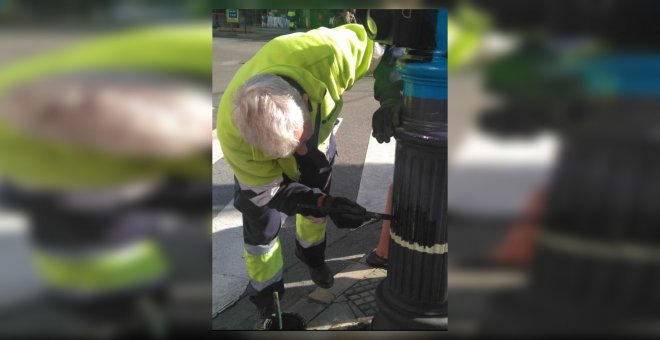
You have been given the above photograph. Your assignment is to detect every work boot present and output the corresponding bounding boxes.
[253,306,274,330]
[365,250,388,269]
[295,245,334,289]
[307,262,334,289]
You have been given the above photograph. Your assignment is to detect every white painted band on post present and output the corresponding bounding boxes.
[389,229,448,255]
[538,229,660,262]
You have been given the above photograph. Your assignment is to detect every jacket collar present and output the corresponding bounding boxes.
[259,65,327,103]
[279,75,313,113]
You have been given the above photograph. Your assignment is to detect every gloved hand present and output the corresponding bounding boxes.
[372,96,402,143]
[372,45,404,144]
[295,192,328,218]
[320,195,371,229]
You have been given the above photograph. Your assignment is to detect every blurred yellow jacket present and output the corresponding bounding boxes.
[0,24,210,189]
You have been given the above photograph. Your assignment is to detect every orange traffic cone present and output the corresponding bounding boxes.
[486,187,546,267]
[365,184,393,269]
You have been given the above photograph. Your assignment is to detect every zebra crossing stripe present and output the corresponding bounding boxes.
[212,129,224,164]
[212,199,249,315]
[356,132,396,212]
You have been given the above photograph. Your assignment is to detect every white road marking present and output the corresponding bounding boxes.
[449,128,559,217]
[214,60,242,66]
[333,117,343,135]
[355,133,396,213]
[0,210,45,309]
[0,211,28,233]
[211,200,249,316]
[212,128,224,164]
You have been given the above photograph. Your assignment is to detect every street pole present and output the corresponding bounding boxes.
[372,9,448,330]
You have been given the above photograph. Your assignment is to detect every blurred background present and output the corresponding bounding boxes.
[0,0,659,338]
[0,0,214,338]
[447,0,660,336]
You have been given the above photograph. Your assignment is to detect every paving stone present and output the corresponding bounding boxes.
[211,294,257,330]
[306,302,360,329]
[347,300,366,318]
[287,298,328,327]
[257,253,385,329]
[334,294,348,303]
[308,288,336,304]
[364,268,387,280]
[306,262,377,305]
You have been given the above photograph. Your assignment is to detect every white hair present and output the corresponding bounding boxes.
[232,74,309,158]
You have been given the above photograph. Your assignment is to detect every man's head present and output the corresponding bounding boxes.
[232,74,312,158]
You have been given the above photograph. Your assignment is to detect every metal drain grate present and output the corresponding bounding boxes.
[344,277,382,316]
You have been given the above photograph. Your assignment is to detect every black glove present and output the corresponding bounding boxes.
[372,45,404,144]
[294,192,328,218]
[372,96,402,143]
[321,196,371,229]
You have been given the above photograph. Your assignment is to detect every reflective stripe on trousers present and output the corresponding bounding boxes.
[296,214,326,248]
[243,237,284,290]
[237,130,336,293]
[32,239,167,295]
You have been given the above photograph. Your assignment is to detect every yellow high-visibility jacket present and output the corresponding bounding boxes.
[217,24,374,187]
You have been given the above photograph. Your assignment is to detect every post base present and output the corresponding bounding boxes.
[372,281,448,330]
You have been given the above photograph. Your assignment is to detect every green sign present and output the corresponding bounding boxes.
[227,9,239,23]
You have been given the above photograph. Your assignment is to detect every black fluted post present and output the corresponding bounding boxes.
[372,9,448,330]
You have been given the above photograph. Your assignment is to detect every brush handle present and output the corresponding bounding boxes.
[296,203,395,221]
[273,291,283,330]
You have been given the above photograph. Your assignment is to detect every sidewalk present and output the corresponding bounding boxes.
[213,252,387,331]
[211,238,389,330]
[292,258,386,330]
[213,26,304,41]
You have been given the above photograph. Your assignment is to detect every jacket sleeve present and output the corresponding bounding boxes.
[338,24,374,81]
[267,177,325,215]
[373,45,404,103]
[235,175,325,216]
[323,24,375,97]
